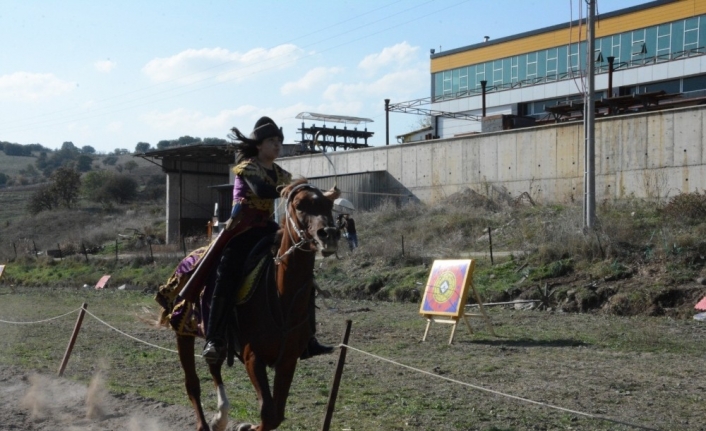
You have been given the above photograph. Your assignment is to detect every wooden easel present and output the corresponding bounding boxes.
[422,281,495,344]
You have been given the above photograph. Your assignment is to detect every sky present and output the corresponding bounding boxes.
[0,0,649,154]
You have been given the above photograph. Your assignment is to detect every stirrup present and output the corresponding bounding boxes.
[202,340,225,364]
[300,338,334,360]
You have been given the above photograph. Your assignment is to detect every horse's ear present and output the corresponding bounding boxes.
[323,186,341,201]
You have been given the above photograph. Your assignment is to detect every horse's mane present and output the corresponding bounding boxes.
[279,177,309,199]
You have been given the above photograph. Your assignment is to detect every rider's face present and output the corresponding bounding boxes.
[258,136,282,163]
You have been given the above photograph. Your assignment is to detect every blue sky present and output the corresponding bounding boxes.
[0,0,647,154]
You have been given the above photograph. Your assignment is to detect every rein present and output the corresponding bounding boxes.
[273,183,320,264]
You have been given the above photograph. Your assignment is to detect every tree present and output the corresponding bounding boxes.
[176,135,200,146]
[51,166,81,209]
[76,154,93,172]
[102,155,118,166]
[27,184,58,214]
[156,140,172,150]
[203,137,229,145]
[124,160,139,173]
[103,174,138,204]
[81,170,110,202]
[135,142,151,153]
[81,145,96,154]
[0,172,8,186]
[1,142,32,156]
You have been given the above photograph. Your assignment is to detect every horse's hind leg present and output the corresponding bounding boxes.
[176,334,210,431]
[208,360,230,431]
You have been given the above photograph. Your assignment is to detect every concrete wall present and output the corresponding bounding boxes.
[278,105,706,206]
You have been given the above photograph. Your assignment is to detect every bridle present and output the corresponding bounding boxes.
[274,183,321,264]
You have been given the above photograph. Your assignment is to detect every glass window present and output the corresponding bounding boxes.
[493,59,503,86]
[609,34,620,62]
[452,69,460,94]
[684,17,699,51]
[657,23,671,59]
[468,65,477,92]
[526,52,537,79]
[475,63,486,89]
[443,70,452,95]
[511,56,519,83]
[459,67,468,93]
[640,78,680,94]
[684,74,706,92]
[546,47,558,79]
[568,43,580,74]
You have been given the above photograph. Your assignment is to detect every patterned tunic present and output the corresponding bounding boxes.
[230,158,292,233]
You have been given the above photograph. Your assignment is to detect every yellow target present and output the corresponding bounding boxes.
[432,270,457,304]
[420,259,474,317]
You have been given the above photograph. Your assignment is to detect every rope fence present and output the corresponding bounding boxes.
[0,305,662,430]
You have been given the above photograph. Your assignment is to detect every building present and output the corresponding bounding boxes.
[427,0,706,138]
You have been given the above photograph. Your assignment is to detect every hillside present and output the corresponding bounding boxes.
[0,150,704,319]
[0,150,166,264]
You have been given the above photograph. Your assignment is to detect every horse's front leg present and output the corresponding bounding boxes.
[244,351,278,431]
[208,360,230,431]
[272,357,298,427]
[176,335,210,431]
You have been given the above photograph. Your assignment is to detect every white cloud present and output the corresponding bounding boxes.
[94,60,117,73]
[0,72,75,101]
[281,67,343,95]
[142,45,304,84]
[323,67,427,103]
[358,42,419,75]
[141,106,260,133]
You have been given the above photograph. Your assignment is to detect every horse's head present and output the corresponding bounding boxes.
[280,179,341,257]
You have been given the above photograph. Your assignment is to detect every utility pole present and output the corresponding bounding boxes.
[584,0,596,228]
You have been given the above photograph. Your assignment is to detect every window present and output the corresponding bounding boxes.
[459,67,468,93]
[656,23,671,59]
[684,17,699,51]
[526,52,537,80]
[546,48,558,80]
[568,43,580,75]
[493,59,503,86]
[510,56,519,83]
[631,29,647,61]
[683,74,706,92]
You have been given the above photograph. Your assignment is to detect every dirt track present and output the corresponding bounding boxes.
[0,365,194,430]
[1,293,705,431]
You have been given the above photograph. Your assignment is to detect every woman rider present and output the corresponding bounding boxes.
[202,116,333,363]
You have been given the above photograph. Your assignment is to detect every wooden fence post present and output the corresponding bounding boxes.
[58,303,88,377]
[321,320,352,431]
[82,243,89,262]
[488,226,494,265]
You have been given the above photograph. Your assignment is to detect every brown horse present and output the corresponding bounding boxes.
[160,179,341,431]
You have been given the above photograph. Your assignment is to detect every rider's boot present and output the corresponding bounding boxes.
[300,288,334,360]
[202,295,229,364]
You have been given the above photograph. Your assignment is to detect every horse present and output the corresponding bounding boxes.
[156,179,341,431]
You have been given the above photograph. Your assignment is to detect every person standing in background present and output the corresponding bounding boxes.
[341,214,358,250]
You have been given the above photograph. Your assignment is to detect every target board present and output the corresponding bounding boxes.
[419,259,495,344]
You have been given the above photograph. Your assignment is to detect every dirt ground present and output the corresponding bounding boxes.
[1,293,705,431]
[0,365,197,431]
